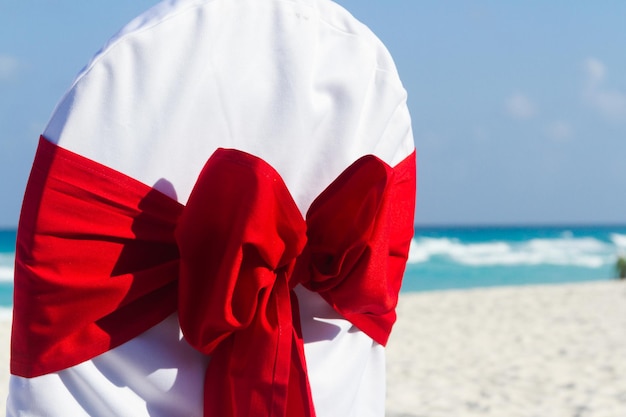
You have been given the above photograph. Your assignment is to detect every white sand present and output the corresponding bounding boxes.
[0,313,9,415]
[1,281,625,416]
[386,281,626,417]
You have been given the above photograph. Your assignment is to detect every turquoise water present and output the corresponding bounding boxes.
[403,224,626,291]
[2,225,626,309]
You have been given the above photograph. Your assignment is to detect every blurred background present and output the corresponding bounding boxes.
[2,1,626,227]
[1,1,626,293]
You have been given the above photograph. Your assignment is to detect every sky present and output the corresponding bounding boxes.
[1,1,626,228]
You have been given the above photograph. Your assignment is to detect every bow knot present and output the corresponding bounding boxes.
[176,148,414,417]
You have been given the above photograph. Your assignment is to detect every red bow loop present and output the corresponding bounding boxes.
[298,153,416,346]
[299,155,394,292]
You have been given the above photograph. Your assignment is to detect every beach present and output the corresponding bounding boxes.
[1,281,625,416]
[0,313,8,414]
[386,280,626,417]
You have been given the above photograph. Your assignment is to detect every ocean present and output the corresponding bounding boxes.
[405,224,626,291]
[1,225,625,313]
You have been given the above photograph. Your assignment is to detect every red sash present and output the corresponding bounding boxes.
[12,136,416,417]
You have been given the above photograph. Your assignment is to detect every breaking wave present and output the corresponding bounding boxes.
[408,235,615,268]
[0,254,13,283]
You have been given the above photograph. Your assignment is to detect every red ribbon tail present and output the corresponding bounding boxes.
[287,290,316,417]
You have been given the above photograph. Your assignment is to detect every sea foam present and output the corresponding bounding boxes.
[408,235,614,268]
[0,267,13,283]
[610,233,626,250]
[0,253,14,283]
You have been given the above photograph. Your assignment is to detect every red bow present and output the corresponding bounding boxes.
[12,137,416,417]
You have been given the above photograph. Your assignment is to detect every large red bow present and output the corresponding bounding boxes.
[12,137,416,417]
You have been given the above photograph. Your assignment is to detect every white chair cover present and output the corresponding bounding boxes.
[7,0,414,415]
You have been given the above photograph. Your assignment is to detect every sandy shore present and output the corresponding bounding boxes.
[386,281,626,417]
[0,313,9,415]
[1,281,625,416]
